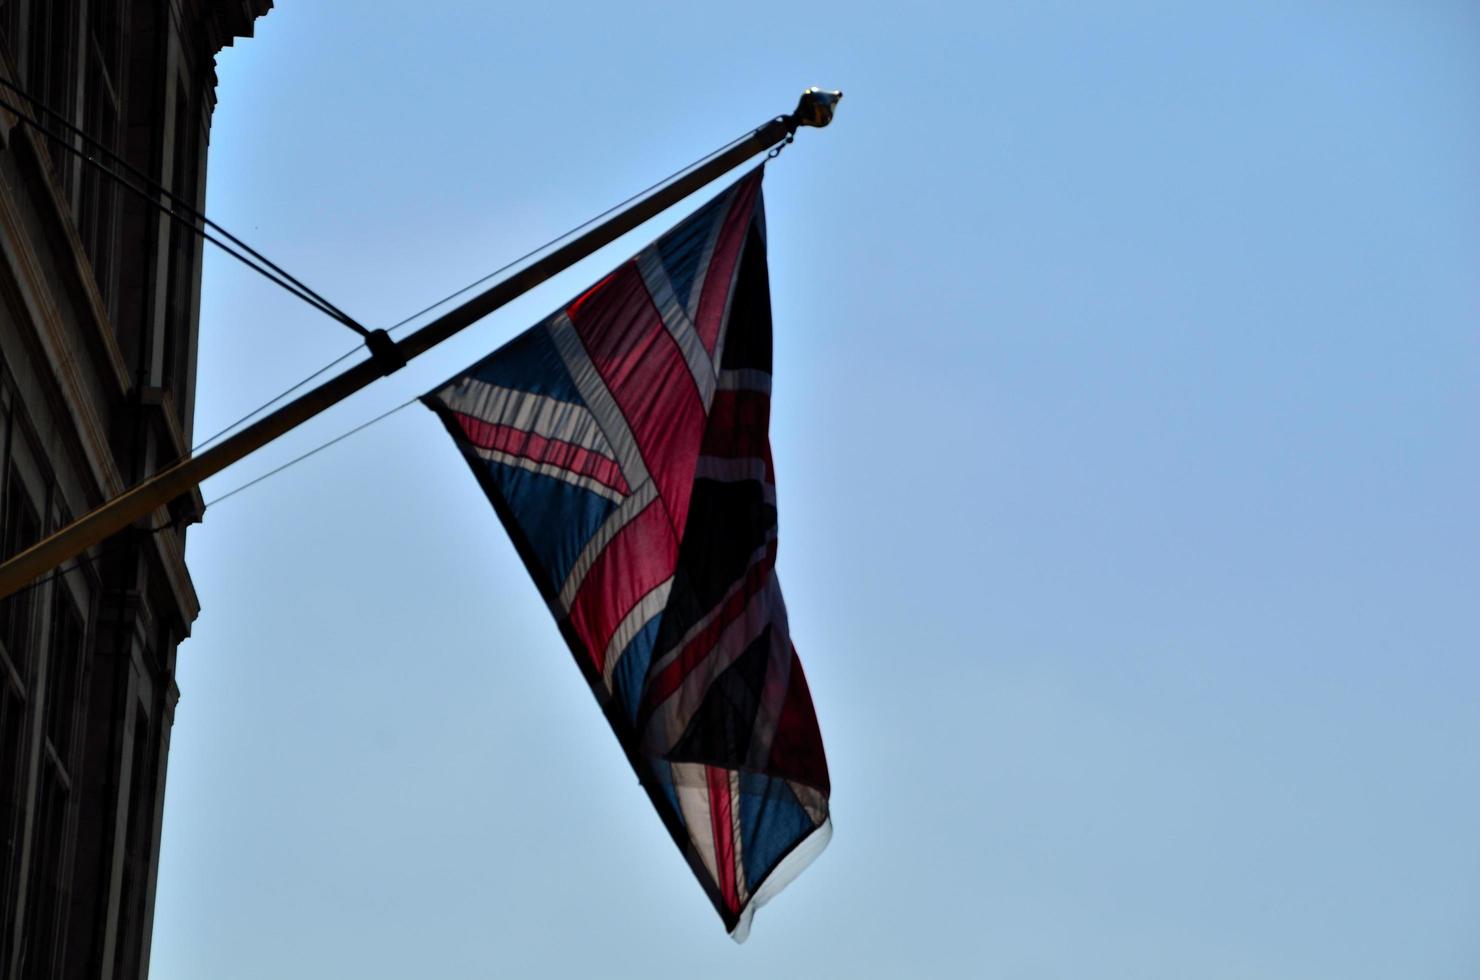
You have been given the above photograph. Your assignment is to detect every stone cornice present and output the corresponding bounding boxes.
[210,1,276,54]
[175,0,275,58]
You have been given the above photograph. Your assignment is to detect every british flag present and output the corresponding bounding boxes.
[423,169,830,939]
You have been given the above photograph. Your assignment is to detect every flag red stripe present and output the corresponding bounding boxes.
[699,390,772,460]
[707,765,739,913]
[568,261,708,535]
[566,500,679,671]
[768,648,830,792]
[452,413,629,494]
[694,175,761,355]
[641,543,778,716]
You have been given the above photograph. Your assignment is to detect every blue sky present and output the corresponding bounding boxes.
[149,3,1479,977]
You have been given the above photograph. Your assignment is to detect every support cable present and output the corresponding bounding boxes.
[11,396,412,600]
[188,128,760,515]
[1,77,751,455]
[0,83,369,337]
[382,130,753,337]
[190,347,361,453]
[203,399,418,510]
[190,128,755,455]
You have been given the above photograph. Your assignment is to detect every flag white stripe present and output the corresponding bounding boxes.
[645,534,776,680]
[637,247,717,405]
[645,576,784,756]
[716,368,771,395]
[672,762,721,888]
[469,446,624,503]
[728,818,831,944]
[744,623,794,772]
[730,768,749,905]
[694,456,776,505]
[557,480,659,612]
[704,202,756,378]
[547,311,650,490]
[683,182,739,325]
[437,377,615,458]
[601,577,672,688]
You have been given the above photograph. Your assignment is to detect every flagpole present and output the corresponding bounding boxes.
[0,89,842,600]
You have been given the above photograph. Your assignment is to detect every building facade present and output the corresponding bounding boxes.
[0,1,271,976]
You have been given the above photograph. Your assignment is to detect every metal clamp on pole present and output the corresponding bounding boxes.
[767,88,843,158]
[789,87,843,131]
[363,328,407,375]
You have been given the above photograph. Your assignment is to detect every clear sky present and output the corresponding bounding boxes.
[147,2,1480,978]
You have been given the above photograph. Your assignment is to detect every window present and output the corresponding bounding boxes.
[0,470,39,668]
[161,80,198,397]
[0,448,40,971]
[25,0,77,192]
[19,586,85,979]
[0,380,86,976]
[79,0,125,316]
[111,711,152,980]
[42,585,82,763]
[107,0,163,372]
[0,643,25,973]
[0,1,16,58]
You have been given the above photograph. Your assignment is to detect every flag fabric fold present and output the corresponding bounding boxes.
[422,168,829,939]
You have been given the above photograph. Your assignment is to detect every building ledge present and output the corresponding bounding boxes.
[204,0,276,54]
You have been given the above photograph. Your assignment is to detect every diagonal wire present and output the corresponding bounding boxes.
[5,397,414,598]
[0,76,362,329]
[202,399,420,510]
[192,127,755,455]
[383,129,752,337]
[0,85,368,336]
[190,345,362,453]
[0,92,783,594]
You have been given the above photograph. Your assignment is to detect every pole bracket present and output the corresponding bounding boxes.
[364,328,407,375]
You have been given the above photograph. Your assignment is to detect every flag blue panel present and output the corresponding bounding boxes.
[467,318,584,406]
[739,774,816,887]
[656,186,735,314]
[481,467,615,595]
[611,614,662,724]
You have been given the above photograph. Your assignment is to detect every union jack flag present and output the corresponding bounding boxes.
[423,169,830,939]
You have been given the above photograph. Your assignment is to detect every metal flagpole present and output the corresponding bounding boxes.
[0,89,842,600]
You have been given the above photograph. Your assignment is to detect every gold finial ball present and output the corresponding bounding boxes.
[794,88,843,128]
